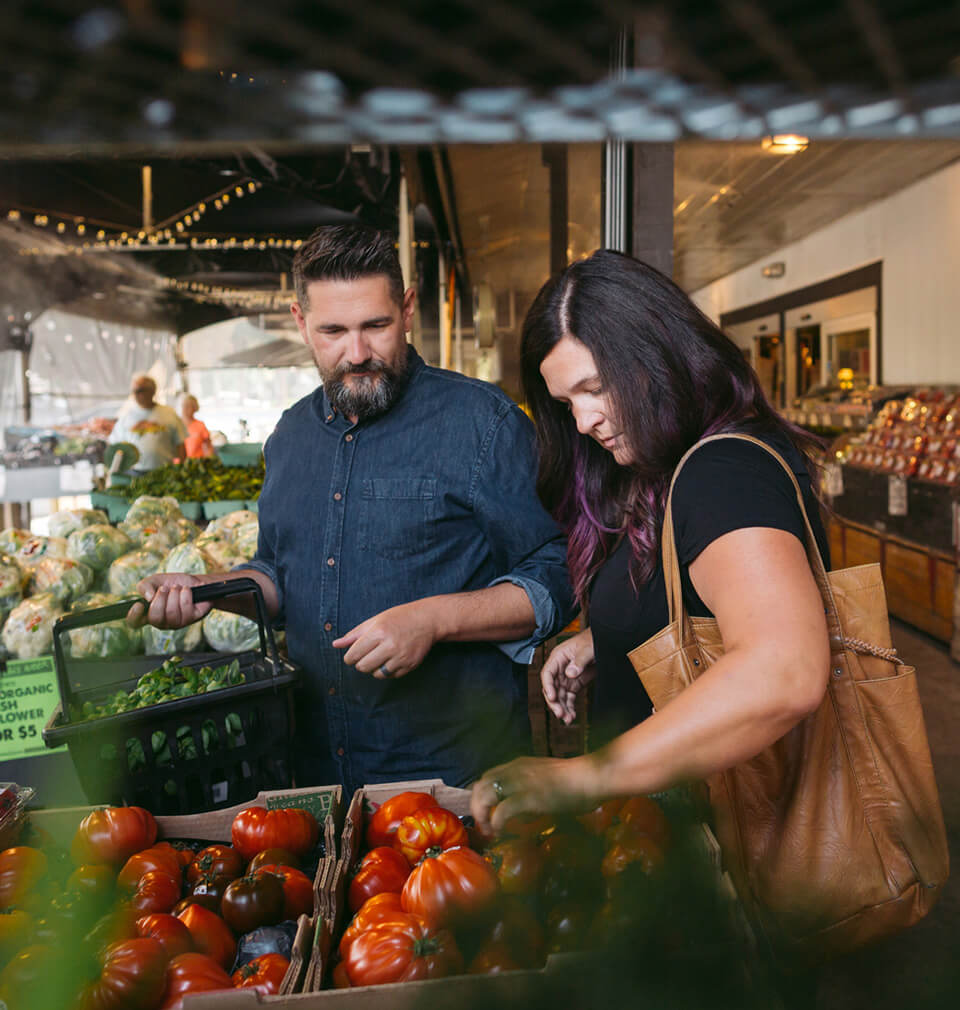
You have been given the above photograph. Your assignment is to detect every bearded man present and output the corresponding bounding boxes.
[134,223,575,796]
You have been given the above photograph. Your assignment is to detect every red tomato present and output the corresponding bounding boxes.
[0,847,48,908]
[220,873,285,934]
[185,845,243,886]
[468,940,523,975]
[254,865,314,920]
[131,871,182,915]
[175,904,236,969]
[67,864,116,908]
[344,915,463,986]
[600,828,664,879]
[617,796,670,849]
[401,846,500,929]
[135,914,194,959]
[81,937,168,1010]
[332,959,352,988]
[161,952,232,1008]
[71,807,158,866]
[393,808,468,866]
[498,814,557,841]
[231,952,290,994]
[339,892,406,959]
[184,874,230,914]
[348,847,411,913]
[248,848,301,873]
[486,896,546,968]
[576,799,624,836]
[365,791,438,849]
[231,807,319,862]
[483,838,544,895]
[118,845,184,892]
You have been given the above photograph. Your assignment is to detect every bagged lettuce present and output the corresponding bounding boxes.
[66,591,143,659]
[232,522,259,561]
[192,535,245,571]
[48,507,109,539]
[2,593,64,659]
[14,535,69,569]
[30,557,94,605]
[123,495,183,526]
[107,550,164,597]
[164,542,216,575]
[0,555,25,621]
[0,529,33,555]
[143,622,206,656]
[120,515,194,557]
[203,609,260,653]
[67,524,134,572]
[206,510,258,540]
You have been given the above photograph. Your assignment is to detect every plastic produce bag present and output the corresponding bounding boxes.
[203,609,260,653]
[164,542,216,575]
[48,507,109,539]
[0,555,25,621]
[142,621,206,656]
[233,921,299,972]
[206,510,259,540]
[1,593,65,659]
[231,522,259,561]
[123,495,183,526]
[0,529,32,555]
[15,535,69,569]
[107,550,164,596]
[30,557,94,605]
[193,535,245,571]
[67,524,134,572]
[66,592,143,659]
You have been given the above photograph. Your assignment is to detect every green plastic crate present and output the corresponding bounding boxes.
[215,442,263,467]
[175,500,204,521]
[90,490,130,523]
[202,499,250,520]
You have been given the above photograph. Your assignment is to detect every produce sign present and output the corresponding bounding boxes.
[331,790,678,989]
[0,657,67,760]
[115,458,264,504]
[0,801,317,1006]
[73,656,246,723]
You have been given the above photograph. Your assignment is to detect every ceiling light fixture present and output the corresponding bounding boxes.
[761,134,809,155]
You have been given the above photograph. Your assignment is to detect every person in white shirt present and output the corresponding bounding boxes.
[109,374,186,472]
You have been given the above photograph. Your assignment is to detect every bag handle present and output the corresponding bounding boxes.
[661,433,844,649]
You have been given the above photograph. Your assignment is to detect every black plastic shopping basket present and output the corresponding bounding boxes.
[43,578,300,815]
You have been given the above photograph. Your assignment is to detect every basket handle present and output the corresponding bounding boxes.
[51,577,282,713]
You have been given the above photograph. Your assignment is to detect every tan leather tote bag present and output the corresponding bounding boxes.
[627,434,949,961]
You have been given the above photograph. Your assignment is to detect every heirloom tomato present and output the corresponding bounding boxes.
[118,844,184,891]
[483,838,544,895]
[130,870,182,915]
[344,915,463,987]
[248,848,300,873]
[231,807,319,861]
[220,873,285,933]
[83,907,140,961]
[348,846,410,913]
[401,846,500,929]
[161,952,232,1008]
[0,847,47,907]
[545,901,593,954]
[394,808,468,866]
[232,952,290,994]
[175,904,236,969]
[601,828,664,879]
[0,944,74,1008]
[485,896,545,968]
[0,909,31,966]
[616,796,670,849]
[135,914,194,959]
[71,807,157,866]
[186,845,243,885]
[468,940,523,975]
[332,959,352,988]
[185,874,231,914]
[365,791,437,849]
[67,864,116,910]
[81,937,168,1010]
[576,799,624,836]
[339,892,406,959]
[254,864,314,920]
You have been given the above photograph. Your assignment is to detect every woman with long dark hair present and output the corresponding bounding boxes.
[471,249,831,831]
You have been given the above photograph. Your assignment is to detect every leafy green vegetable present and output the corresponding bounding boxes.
[121,457,264,503]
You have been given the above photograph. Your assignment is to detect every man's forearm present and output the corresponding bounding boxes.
[428,582,536,643]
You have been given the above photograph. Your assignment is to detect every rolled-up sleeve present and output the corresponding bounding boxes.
[472,403,576,662]
[236,434,284,619]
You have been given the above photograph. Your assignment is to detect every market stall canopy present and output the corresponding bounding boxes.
[180,316,310,369]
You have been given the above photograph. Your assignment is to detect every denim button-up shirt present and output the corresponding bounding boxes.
[245,348,575,795]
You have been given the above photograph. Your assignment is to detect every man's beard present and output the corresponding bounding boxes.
[320,354,409,420]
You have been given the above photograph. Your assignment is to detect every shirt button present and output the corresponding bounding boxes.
[333,492,342,501]
[344,434,353,442]
[327,557,335,567]
[324,622,332,631]
[326,414,333,422]
[336,747,345,757]
[328,686,336,696]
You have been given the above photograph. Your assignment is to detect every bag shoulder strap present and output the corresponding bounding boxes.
[662,433,842,647]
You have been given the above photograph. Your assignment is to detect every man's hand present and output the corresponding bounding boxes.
[126,573,211,629]
[332,600,442,680]
[540,628,596,725]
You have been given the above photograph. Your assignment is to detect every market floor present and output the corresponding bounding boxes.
[814,619,960,1010]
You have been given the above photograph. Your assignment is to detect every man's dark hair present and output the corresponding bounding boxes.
[292,224,404,308]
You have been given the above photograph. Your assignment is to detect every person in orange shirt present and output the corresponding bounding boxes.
[179,394,214,458]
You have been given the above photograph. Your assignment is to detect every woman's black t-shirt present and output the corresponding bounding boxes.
[587,434,830,747]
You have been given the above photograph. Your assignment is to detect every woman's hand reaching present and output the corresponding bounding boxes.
[540,627,596,725]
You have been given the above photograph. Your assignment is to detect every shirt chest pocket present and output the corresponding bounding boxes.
[358,477,437,560]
